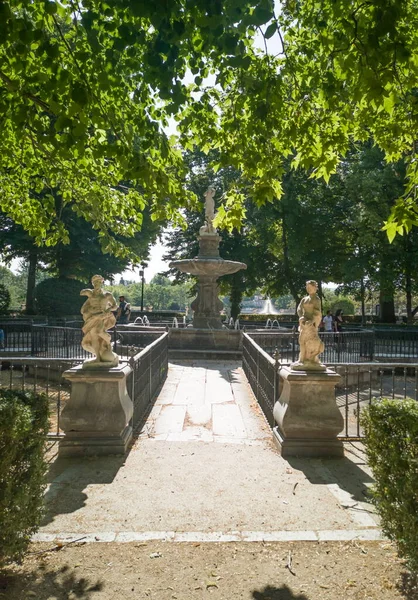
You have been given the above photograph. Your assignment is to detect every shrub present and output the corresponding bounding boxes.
[0,389,49,565]
[0,283,11,314]
[34,277,85,316]
[361,398,418,573]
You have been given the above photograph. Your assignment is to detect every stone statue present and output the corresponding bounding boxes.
[80,274,119,368]
[199,187,217,235]
[291,280,326,371]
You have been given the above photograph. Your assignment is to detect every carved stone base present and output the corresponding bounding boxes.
[191,276,224,329]
[273,366,344,458]
[272,427,344,458]
[59,426,133,457]
[60,363,133,457]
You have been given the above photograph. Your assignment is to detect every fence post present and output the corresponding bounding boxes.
[64,327,69,358]
[129,354,135,402]
[30,322,35,356]
[291,330,296,362]
[371,330,375,361]
[255,344,260,402]
[273,347,280,405]
[149,351,153,402]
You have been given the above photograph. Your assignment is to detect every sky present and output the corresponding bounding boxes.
[121,239,168,283]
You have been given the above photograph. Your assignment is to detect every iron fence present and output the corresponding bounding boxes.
[247,330,375,363]
[0,331,169,441]
[242,333,279,426]
[332,363,418,439]
[0,322,165,361]
[0,357,82,439]
[242,333,418,441]
[127,331,169,432]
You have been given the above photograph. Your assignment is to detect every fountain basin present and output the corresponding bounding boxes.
[169,258,247,277]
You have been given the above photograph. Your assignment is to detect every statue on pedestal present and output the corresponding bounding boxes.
[80,274,119,368]
[199,187,217,235]
[291,280,326,371]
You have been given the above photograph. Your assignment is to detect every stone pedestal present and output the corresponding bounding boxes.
[191,275,224,329]
[60,363,133,457]
[198,233,222,258]
[273,366,344,458]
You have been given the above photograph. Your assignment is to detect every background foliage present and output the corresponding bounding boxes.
[34,277,85,316]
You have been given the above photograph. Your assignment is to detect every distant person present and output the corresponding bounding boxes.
[334,309,344,332]
[323,310,334,333]
[116,295,131,324]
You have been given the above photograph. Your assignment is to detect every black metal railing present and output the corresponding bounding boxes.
[242,333,418,441]
[0,357,82,439]
[247,330,376,363]
[0,321,166,361]
[127,331,169,432]
[331,363,418,440]
[0,331,169,442]
[242,333,279,426]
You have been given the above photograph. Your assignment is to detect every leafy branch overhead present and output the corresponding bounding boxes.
[179,0,418,235]
[1,1,418,247]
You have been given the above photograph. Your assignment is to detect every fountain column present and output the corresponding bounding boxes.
[169,188,246,330]
[191,233,225,329]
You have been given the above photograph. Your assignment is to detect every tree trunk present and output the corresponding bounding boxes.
[25,248,37,314]
[229,273,243,321]
[379,287,396,323]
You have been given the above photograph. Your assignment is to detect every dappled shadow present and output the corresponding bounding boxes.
[0,562,104,600]
[42,454,127,526]
[252,585,308,599]
[287,452,375,507]
[397,570,418,600]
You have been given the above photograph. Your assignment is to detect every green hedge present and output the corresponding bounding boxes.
[34,277,85,316]
[362,399,418,573]
[0,389,49,565]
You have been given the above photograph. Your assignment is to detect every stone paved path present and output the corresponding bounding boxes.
[140,360,271,444]
[38,360,381,542]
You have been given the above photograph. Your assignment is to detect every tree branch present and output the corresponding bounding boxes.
[0,71,50,112]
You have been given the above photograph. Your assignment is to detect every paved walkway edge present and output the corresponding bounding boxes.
[32,529,384,543]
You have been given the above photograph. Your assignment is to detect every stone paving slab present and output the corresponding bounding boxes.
[40,360,379,538]
[32,528,384,543]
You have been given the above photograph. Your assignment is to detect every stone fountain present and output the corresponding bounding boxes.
[169,188,247,329]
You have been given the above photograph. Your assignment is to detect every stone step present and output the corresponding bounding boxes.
[168,349,242,360]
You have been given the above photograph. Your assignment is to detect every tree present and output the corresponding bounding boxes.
[0,0,275,249]
[4,2,418,246]
[179,1,418,237]
[0,283,11,313]
[0,211,49,313]
[0,186,161,312]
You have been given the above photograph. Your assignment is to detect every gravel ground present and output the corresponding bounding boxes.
[2,540,416,600]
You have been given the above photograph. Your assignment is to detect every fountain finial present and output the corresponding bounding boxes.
[200,187,217,235]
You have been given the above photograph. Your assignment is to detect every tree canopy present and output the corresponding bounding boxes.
[2,0,418,247]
